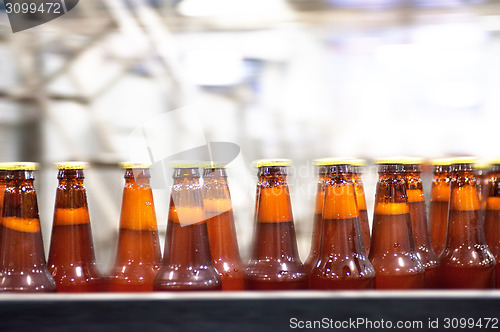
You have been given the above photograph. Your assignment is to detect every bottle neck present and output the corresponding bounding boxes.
[404,167,425,203]
[2,170,39,221]
[55,169,89,210]
[375,167,409,214]
[170,168,203,225]
[255,167,292,224]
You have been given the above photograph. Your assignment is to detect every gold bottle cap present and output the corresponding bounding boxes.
[431,158,454,166]
[119,162,152,169]
[475,160,490,170]
[312,157,355,166]
[54,162,89,170]
[448,157,477,165]
[350,159,367,167]
[489,158,500,166]
[253,159,292,168]
[201,161,228,169]
[0,162,39,171]
[170,161,200,169]
[374,157,424,165]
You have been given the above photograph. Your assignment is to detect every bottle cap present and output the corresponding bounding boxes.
[253,159,292,168]
[350,159,367,167]
[474,160,490,170]
[170,161,200,169]
[119,162,152,169]
[312,157,355,166]
[431,158,454,166]
[201,161,228,169]
[448,157,477,165]
[489,158,500,166]
[0,162,39,171]
[54,162,89,170]
[374,157,424,165]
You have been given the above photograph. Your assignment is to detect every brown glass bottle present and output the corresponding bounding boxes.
[429,159,452,256]
[304,160,329,273]
[310,163,375,289]
[403,160,439,288]
[245,159,308,290]
[202,164,244,291]
[47,162,102,292]
[485,162,500,288]
[108,163,161,292]
[154,164,221,291]
[438,158,496,289]
[369,159,425,290]
[352,160,371,254]
[0,163,56,292]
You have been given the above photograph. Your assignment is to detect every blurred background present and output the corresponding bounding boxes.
[0,0,499,271]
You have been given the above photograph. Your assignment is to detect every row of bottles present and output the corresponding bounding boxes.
[0,157,497,293]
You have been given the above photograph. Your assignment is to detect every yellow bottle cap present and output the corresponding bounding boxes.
[489,158,500,166]
[374,157,424,165]
[119,162,152,169]
[431,158,454,166]
[312,157,355,166]
[253,159,292,168]
[448,157,477,165]
[474,160,490,170]
[170,161,200,169]
[54,162,89,170]
[201,161,228,169]
[0,162,39,171]
[350,159,367,167]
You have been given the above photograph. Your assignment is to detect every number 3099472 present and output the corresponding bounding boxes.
[5,2,64,14]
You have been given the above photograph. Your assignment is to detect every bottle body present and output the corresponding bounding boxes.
[245,162,307,290]
[0,167,56,293]
[310,165,375,290]
[429,164,451,256]
[108,167,161,292]
[47,166,101,292]
[485,169,500,288]
[369,162,425,290]
[154,167,221,291]
[404,165,439,288]
[203,167,244,291]
[438,162,496,289]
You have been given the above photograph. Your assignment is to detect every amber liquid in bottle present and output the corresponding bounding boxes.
[404,165,439,288]
[438,163,496,289]
[485,166,500,288]
[429,165,451,256]
[245,165,307,290]
[310,165,375,289]
[108,167,161,292]
[203,167,244,291]
[353,168,371,254]
[47,168,101,292]
[154,167,221,291]
[369,163,425,289]
[0,169,56,292]
[304,166,327,273]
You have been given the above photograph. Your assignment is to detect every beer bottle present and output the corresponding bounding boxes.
[369,158,425,289]
[108,163,161,292]
[154,163,221,291]
[202,163,244,291]
[309,161,375,289]
[0,163,56,292]
[304,159,330,273]
[47,162,102,292]
[485,160,500,288]
[402,159,439,288]
[351,159,371,254]
[245,159,307,290]
[438,158,496,289]
[429,158,452,256]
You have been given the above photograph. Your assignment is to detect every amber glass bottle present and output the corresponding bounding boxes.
[485,161,500,288]
[108,163,161,292]
[154,164,221,291]
[47,162,101,292]
[309,162,375,289]
[0,163,56,292]
[429,158,453,256]
[351,159,371,254]
[369,159,425,289]
[245,159,307,290]
[202,163,244,291]
[402,159,439,288]
[438,158,496,289]
[304,159,330,273]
